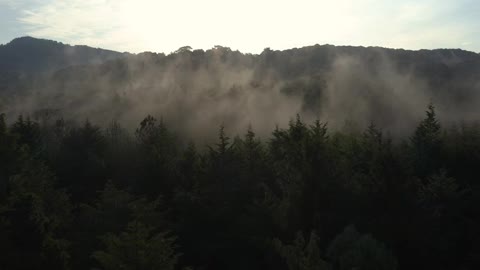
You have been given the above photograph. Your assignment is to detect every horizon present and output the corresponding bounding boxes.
[2,35,479,55]
[0,0,478,54]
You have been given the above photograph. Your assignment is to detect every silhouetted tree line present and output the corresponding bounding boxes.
[1,104,480,270]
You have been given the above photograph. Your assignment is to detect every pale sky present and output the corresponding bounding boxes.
[0,0,478,54]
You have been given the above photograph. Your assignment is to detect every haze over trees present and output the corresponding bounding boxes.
[1,37,480,270]
[1,37,480,141]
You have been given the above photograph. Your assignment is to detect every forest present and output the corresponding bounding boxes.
[2,37,480,142]
[1,102,480,270]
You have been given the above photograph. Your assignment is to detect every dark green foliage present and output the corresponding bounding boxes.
[56,120,107,201]
[411,103,442,177]
[327,225,398,270]
[273,231,331,270]
[135,115,178,197]
[0,160,72,269]
[11,115,41,153]
[1,103,480,270]
[69,181,166,269]
[104,120,137,189]
[93,221,179,270]
[0,113,22,199]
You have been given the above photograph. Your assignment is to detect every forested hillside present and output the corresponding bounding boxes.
[0,37,125,73]
[1,38,480,141]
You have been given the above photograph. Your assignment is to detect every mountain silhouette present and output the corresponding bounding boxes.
[0,36,126,73]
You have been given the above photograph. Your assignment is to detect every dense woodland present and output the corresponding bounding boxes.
[1,103,480,270]
[2,37,480,140]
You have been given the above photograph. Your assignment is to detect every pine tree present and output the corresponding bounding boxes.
[216,124,230,155]
[411,103,442,177]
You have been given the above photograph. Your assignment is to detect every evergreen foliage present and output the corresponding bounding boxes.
[0,104,479,269]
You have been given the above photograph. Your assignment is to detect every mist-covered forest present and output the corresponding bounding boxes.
[1,37,480,141]
[1,37,480,270]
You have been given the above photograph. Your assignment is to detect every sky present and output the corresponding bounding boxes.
[0,0,478,54]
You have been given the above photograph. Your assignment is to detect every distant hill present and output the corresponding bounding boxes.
[0,37,126,73]
[1,37,480,140]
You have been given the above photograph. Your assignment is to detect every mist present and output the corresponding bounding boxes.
[2,42,480,142]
